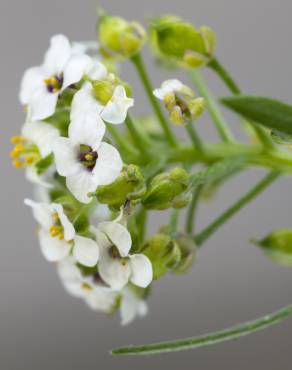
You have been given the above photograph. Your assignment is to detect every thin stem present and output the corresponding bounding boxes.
[107,124,138,158]
[131,53,178,147]
[186,185,203,234]
[185,123,204,153]
[190,70,234,143]
[208,57,241,94]
[169,209,179,239]
[194,171,280,246]
[250,122,274,150]
[125,115,150,155]
[112,303,292,356]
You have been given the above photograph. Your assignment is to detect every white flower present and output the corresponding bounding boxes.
[58,257,118,313]
[120,287,148,326]
[91,216,153,291]
[19,34,92,121]
[153,79,184,100]
[25,199,99,266]
[53,116,122,204]
[71,63,134,125]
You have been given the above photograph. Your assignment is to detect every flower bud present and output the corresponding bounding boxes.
[142,234,181,279]
[255,229,292,266]
[97,14,146,60]
[173,234,196,274]
[95,165,145,210]
[142,168,191,210]
[149,15,216,68]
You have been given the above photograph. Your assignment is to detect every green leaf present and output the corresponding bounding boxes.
[35,153,53,175]
[189,157,244,188]
[221,95,292,135]
[111,304,292,356]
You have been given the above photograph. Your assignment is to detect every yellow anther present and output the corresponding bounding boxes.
[12,159,23,168]
[52,212,59,222]
[170,107,184,125]
[50,225,62,237]
[81,283,93,291]
[58,234,64,241]
[14,143,24,153]
[10,149,20,159]
[85,153,94,161]
[25,156,35,165]
[10,136,26,144]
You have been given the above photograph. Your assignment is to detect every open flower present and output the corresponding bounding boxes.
[71,62,134,125]
[19,34,92,121]
[91,216,153,291]
[153,79,205,124]
[58,257,118,313]
[25,199,99,266]
[53,115,122,204]
[10,121,60,187]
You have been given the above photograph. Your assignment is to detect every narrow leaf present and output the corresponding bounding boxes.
[221,95,292,135]
[111,304,292,356]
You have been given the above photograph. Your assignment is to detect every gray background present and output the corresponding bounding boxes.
[1,0,292,369]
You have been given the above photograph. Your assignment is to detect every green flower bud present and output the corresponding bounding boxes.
[96,165,145,210]
[97,14,146,60]
[149,15,216,68]
[142,234,181,279]
[142,168,191,210]
[255,229,292,266]
[173,234,196,274]
[92,79,115,105]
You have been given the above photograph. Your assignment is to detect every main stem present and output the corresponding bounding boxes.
[194,171,280,246]
[112,303,292,355]
[131,53,178,147]
[186,185,203,234]
[190,70,234,143]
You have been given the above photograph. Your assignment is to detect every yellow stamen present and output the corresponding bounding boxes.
[10,149,20,159]
[52,212,59,222]
[85,153,94,161]
[81,283,93,291]
[12,159,23,168]
[10,136,26,144]
[25,156,35,165]
[14,143,24,153]
[50,225,62,237]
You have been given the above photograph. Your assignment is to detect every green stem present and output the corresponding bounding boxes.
[186,185,203,234]
[185,123,204,153]
[169,209,179,239]
[125,115,150,156]
[190,70,234,143]
[208,57,241,94]
[131,53,178,147]
[112,303,292,356]
[107,124,138,158]
[194,171,280,246]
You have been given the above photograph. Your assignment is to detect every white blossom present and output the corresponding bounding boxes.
[91,216,153,291]
[19,34,92,121]
[25,199,99,266]
[53,114,122,204]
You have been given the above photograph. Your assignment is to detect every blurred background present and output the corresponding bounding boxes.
[1,0,291,369]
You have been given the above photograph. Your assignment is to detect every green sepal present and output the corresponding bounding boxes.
[35,153,53,175]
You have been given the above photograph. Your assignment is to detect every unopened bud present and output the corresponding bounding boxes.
[149,15,216,68]
[142,167,190,210]
[142,234,181,279]
[96,165,145,210]
[97,14,146,59]
[173,234,196,274]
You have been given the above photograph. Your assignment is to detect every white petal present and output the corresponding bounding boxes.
[69,114,105,149]
[39,229,71,262]
[51,203,75,241]
[92,228,112,251]
[53,137,80,177]
[66,171,97,204]
[153,79,183,100]
[22,121,60,157]
[85,288,117,312]
[98,221,131,257]
[29,88,58,121]
[92,142,123,186]
[90,203,111,224]
[120,287,148,325]
[43,34,71,75]
[24,199,52,230]
[98,255,131,291]
[101,85,134,124]
[62,54,92,90]
[129,254,153,288]
[19,66,46,104]
[70,83,103,121]
[86,61,108,80]
[73,235,99,267]
[58,257,85,298]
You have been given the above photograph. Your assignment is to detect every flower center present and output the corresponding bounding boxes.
[44,74,64,93]
[78,144,98,172]
[10,136,40,168]
[109,245,128,265]
[49,212,65,240]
